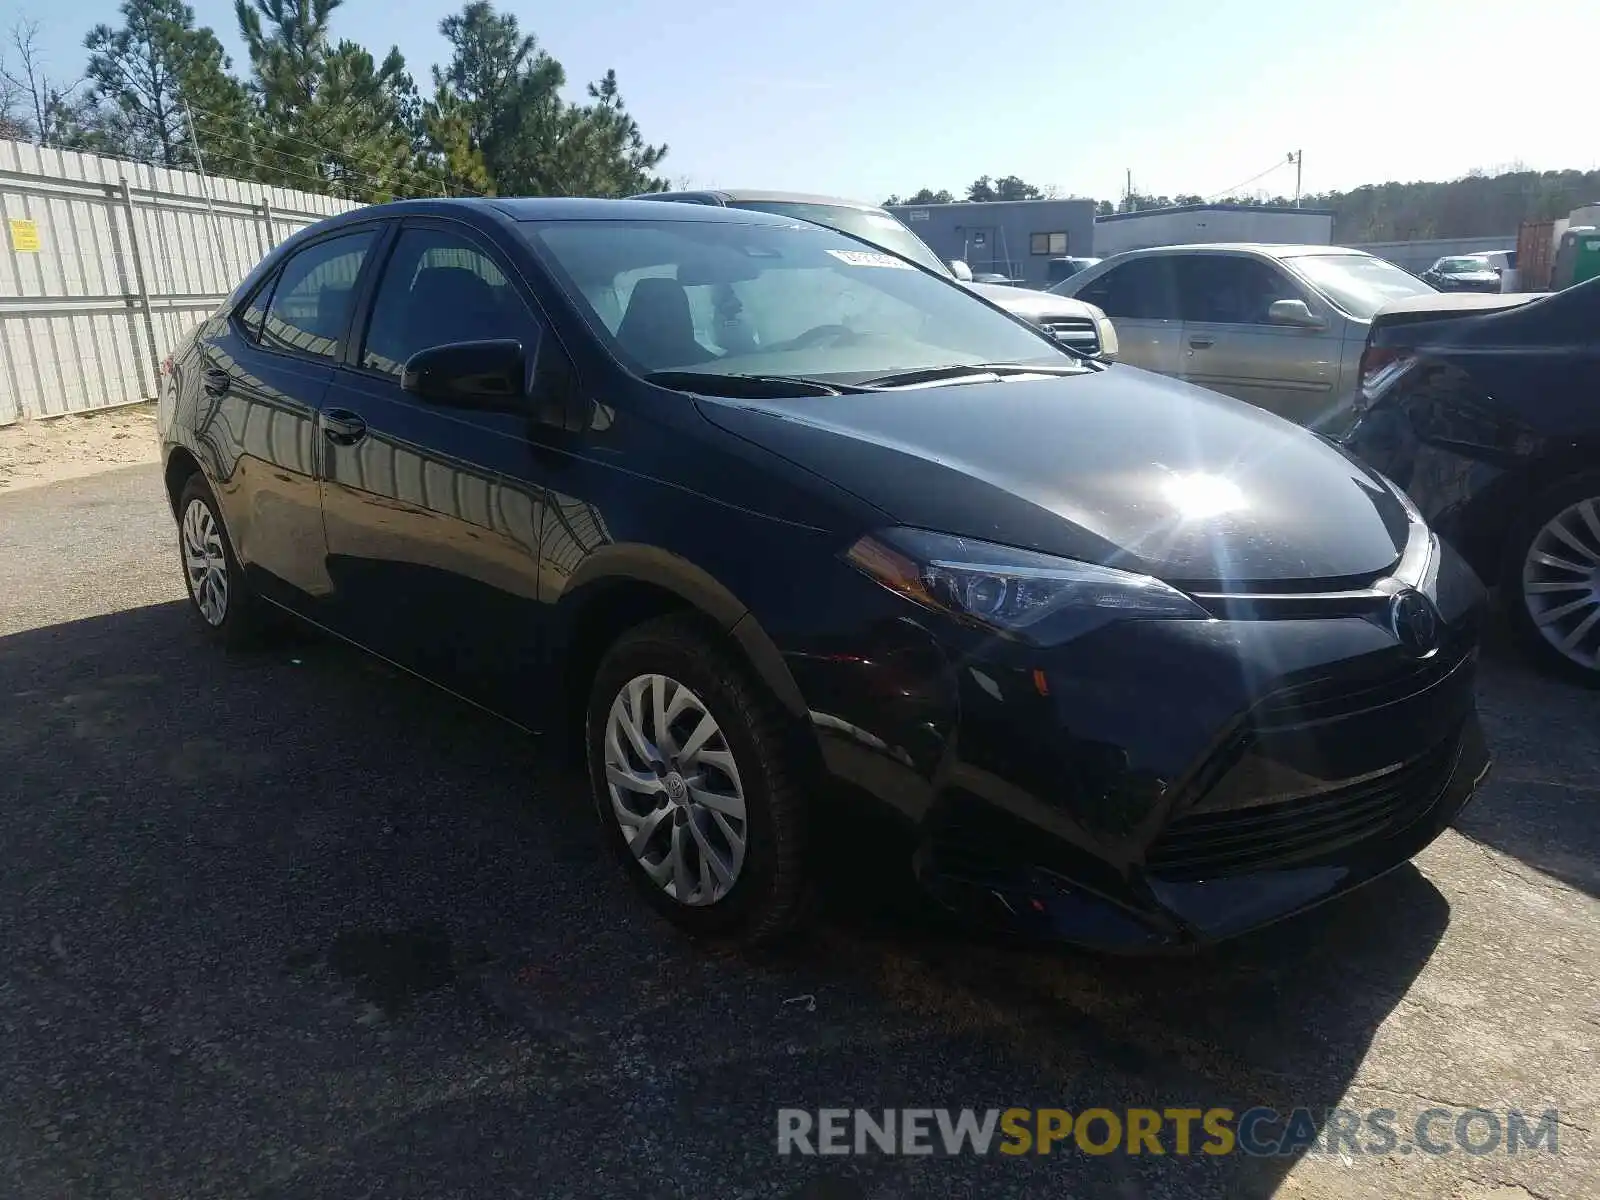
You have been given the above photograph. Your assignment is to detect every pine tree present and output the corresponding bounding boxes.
[234,0,422,199]
[83,0,255,175]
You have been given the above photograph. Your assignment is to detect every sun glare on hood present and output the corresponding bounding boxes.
[1160,472,1248,521]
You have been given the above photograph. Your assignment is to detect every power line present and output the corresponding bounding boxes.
[1204,158,1292,204]
[163,122,461,200]
[180,96,486,197]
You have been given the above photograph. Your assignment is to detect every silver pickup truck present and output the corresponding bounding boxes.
[632,189,1118,360]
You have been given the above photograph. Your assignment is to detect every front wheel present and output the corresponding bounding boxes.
[585,616,811,945]
[1503,471,1600,686]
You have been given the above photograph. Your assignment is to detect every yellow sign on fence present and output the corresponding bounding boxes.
[9,218,40,252]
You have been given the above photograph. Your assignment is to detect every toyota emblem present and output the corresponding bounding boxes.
[1388,589,1441,658]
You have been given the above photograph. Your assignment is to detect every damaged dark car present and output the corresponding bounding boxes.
[158,198,1490,953]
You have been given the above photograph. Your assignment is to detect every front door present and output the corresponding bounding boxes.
[1175,253,1339,426]
[317,218,562,722]
[1072,256,1184,375]
[195,226,380,611]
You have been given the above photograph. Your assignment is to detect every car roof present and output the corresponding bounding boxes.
[1107,242,1372,260]
[635,189,887,212]
[308,196,805,227]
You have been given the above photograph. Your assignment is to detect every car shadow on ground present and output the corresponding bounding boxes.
[0,599,1471,1198]
[1453,625,1600,899]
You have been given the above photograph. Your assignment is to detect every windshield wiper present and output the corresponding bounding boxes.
[643,370,866,397]
[857,363,1088,388]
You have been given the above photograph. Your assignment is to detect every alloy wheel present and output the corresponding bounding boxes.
[1521,495,1600,672]
[603,673,748,906]
[181,498,229,627]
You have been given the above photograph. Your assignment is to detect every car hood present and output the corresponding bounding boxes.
[963,281,1099,320]
[1439,271,1501,284]
[695,367,1412,588]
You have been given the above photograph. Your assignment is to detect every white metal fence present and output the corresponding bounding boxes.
[0,139,360,426]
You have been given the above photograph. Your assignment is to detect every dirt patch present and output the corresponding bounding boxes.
[0,403,161,493]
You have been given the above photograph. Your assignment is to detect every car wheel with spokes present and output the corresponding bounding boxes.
[175,472,261,648]
[1505,471,1600,686]
[586,615,810,944]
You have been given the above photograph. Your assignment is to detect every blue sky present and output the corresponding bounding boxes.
[11,0,1593,204]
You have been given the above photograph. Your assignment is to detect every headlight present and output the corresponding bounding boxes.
[844,528,1208,642]
[1085,302,1118,361]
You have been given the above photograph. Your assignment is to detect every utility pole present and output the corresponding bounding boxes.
[182,94,233,279]
[1288,149,1303,207]
[1126,168,1134,211]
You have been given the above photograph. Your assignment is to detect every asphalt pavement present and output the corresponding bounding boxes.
[1,464,1596,1199]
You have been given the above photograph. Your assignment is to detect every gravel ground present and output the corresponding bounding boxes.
[0,463,1595,1199]
[0,404,161,494]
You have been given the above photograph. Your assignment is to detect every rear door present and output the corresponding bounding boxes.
[193,226,379,611]
[318,217,568,722]
[1072,257,1183,375]
[1176,253,1339,425]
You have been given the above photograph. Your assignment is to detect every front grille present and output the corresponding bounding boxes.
[1038,316,1100,355]
[1146,734,1460,880]
[1249,645,1473,731]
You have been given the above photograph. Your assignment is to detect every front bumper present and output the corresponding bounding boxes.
[786,559,1489,952]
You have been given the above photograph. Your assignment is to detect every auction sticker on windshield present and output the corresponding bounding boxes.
[827,249,914,269]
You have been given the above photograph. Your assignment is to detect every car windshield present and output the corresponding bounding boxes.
[1439,257,1491,272]
[1284,253,1438,319]
[725,200,951,275]
[526,218,1074,383]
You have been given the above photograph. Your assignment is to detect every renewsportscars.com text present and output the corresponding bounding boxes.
[776,1107,1561,1158]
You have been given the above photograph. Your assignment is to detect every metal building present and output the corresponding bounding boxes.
[1093,203,1334,256]
[884,198,1097,288]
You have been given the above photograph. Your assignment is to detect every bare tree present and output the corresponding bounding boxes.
[0,18,90,145]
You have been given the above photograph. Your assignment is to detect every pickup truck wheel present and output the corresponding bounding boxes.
[1504,471,1600,686]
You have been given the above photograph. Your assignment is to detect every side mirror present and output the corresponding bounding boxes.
[949,259,974,281]
[402,339,526,408]
[1266,299,1328,330]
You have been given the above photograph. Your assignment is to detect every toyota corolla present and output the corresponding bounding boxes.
[157,198,1489,952]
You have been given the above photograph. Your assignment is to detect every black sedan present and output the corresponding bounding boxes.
[157,198,1489,952]
[1343,278,1600,684]
[1419,255,1503,294]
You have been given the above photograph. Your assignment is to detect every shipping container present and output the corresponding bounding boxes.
[1516,219,1556,291]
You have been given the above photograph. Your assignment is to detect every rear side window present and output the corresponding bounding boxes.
[237,275,273,341]
[1078,257,1181,320]
[260,231,376,360]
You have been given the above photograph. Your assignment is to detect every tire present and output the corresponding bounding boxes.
[175,472,263,649]
[585,615,811,945]
[1501,470,1600,687]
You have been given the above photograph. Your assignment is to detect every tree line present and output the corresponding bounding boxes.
[0,0,667,201]
[883,168,1600,242]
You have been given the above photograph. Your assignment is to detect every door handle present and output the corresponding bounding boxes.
[322,408,368,446]
[1188,337,1216,350]
[202,366,231,396]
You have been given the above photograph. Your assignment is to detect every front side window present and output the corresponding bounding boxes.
[1076,257,1181,320]
[526,219,1071,381]
[1177,256,1306,325]
[260,231,376,360]
[1285,253,1437,319]
[361,226,535,377]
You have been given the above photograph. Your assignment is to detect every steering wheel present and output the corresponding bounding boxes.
[774,324,857,351]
